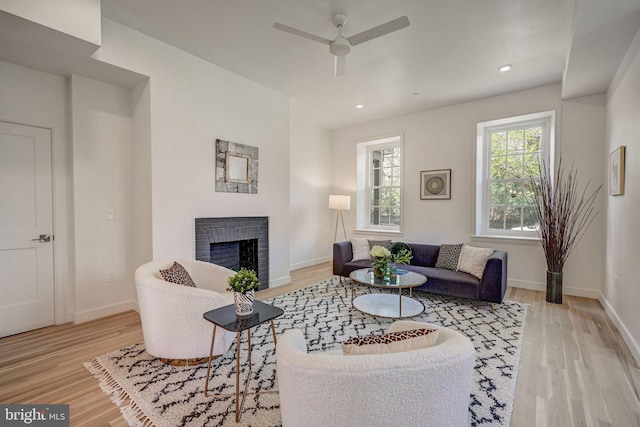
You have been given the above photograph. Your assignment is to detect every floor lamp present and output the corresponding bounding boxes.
[329,195,350,242]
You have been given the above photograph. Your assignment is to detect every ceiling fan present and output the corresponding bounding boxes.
[273,12,410,77]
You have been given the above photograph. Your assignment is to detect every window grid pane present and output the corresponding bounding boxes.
[488,124,542,231]
[369,146,401,227]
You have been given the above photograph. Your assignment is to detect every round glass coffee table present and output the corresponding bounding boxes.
[348,268,427,319]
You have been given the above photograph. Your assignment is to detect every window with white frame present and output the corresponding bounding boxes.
[475,111,555,238]
[356,135,403,232]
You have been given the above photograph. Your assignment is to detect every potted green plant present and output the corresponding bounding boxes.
[227,268,260,315]
[370,245,391,277]
[529,158,601,304]
[391,248,413,265]
[370,245,413,278]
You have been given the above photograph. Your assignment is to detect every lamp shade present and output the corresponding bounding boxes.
[329,195,351,211]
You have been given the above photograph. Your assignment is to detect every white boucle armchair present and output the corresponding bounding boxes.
[134,259,236,360]
[276,320,475,427]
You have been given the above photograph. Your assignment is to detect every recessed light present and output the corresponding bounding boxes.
[355,104,364,109]
[499,64,512,72]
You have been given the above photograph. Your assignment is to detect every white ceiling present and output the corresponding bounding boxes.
[2,1,640,129]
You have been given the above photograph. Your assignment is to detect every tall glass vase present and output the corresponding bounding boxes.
[546,271,563,304]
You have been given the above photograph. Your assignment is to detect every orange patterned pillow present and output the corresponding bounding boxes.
[342,328,439,355]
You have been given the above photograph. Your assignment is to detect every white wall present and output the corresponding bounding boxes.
[289,99,333,270]
[130,80,153,275]
[70,75,137,321]
[93,19,292,286]
[603,29,640,363]
[332,83,606,296]
[0,0,101,45]
[0,60,74,324]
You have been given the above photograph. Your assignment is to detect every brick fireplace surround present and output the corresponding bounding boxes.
[195,217,269,290]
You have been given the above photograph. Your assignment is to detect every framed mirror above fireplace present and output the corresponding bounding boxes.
[215,139,259,194]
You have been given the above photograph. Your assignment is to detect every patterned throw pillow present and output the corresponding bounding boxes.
[367,239,392,252]
[457,245,495,279]
[159,261,196,287]
[435,243,464,271]
[342,328,439,355]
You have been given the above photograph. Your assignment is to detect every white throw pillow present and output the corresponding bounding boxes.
[457,245,494,279]
[342,328,439,355]
[351,238,371,261]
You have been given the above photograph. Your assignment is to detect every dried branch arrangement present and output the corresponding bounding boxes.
[530,158,602,273]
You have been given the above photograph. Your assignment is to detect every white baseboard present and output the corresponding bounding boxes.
[270,275,292,288]
[290,256,331,271]
[599,293,640,366]
[73,300,138,324]
[508,279,601,299]
[508,279,543,291]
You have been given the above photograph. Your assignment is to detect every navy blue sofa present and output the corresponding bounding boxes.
[333,241,508,304]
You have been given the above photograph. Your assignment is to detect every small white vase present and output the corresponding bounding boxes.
[234,290,255,316]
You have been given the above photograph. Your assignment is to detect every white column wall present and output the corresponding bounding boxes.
[70,74,136,321]
[289,99,333,270]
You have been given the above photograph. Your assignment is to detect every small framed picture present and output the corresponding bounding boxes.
[610,146,625,196]
[420,169,451,200]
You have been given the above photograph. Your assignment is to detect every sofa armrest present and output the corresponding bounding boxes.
[333,241,353,276]
[479,250,508,303]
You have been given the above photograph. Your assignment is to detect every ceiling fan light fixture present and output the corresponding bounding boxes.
[273,13,410,76]
[330,37,351,56]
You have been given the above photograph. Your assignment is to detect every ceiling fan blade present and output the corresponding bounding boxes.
[347,16,410,46]
[334,55,345,77]
[273,22,332,45]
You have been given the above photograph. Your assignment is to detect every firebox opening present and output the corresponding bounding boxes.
[210,239,259,273]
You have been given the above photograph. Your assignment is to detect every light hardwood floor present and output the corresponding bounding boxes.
[1,262,639,426]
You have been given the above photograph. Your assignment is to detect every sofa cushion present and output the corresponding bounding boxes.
[408,244,440,267]
[159,261,196,287]
[342,328,439,355]
[435,243,463,271]
[351,238,371,261]
[457,245,495,279]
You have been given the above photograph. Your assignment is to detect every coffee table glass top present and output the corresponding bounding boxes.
[349,268,427,289]
[203,300,284,332]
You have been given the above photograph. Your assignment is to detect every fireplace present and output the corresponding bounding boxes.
[195,217,269,290]
[210,239,258,272]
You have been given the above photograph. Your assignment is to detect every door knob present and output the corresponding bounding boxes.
[31,234,51,243]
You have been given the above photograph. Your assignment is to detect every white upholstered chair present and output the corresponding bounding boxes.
[276,320,475,427]
[134,259,236,360]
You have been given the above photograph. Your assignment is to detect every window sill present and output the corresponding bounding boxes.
[470,234,540,245]
[354,228,403,236]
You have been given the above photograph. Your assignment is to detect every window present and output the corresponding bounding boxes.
[356,135,403,232]
[475,111,555,238]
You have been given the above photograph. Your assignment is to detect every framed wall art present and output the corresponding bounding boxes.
[215,139,259,194]
[420,169,451,200]
[609,145,625,196]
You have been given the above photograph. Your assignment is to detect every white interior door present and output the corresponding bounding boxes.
[0,121,54,337]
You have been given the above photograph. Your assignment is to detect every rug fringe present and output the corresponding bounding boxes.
[84,359,155,427]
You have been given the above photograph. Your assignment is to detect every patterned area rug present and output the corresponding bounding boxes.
[85,277,526,426]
